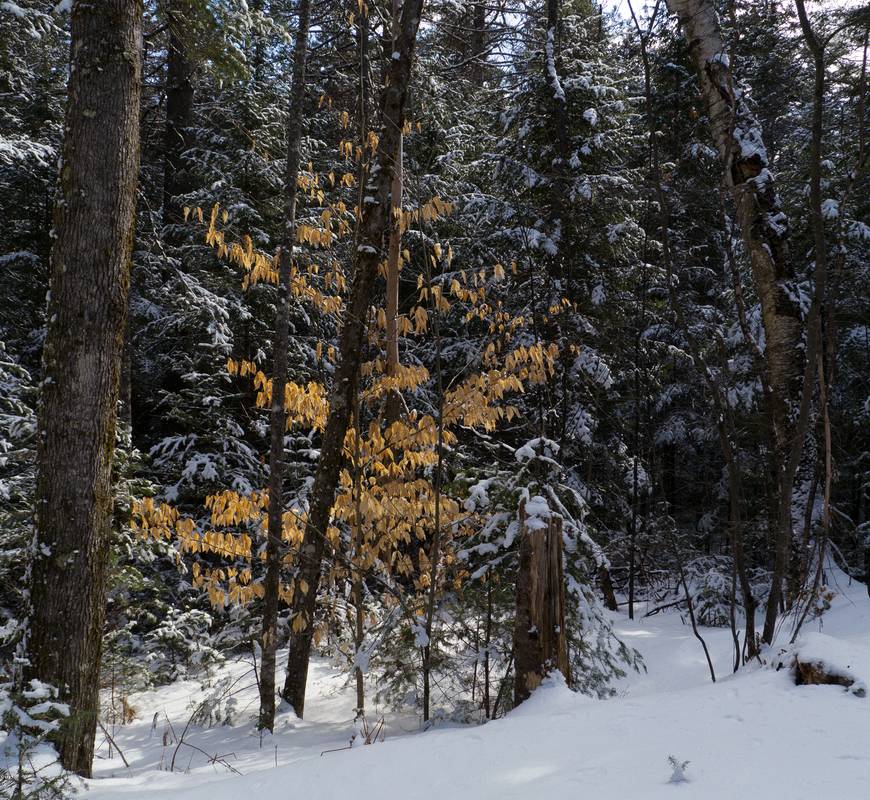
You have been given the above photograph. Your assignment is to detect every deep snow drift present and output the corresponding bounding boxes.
[84,570,870,800]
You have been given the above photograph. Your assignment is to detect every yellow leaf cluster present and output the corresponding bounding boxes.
[504,342,560,385]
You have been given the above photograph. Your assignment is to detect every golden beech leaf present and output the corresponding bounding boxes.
[413,305,428,333]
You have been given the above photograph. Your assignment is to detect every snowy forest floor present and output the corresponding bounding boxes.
[86,572,870,800]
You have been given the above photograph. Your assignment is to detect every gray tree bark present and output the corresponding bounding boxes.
[28,0,142,777]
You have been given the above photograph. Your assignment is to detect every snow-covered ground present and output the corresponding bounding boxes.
[88,570,870,800]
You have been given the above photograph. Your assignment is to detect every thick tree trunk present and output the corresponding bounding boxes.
[281,0,425,717]
[513,505,570,706]
[258,0,311,733]
[162,0,195,229]
[665,0,801,645]
[28,0,142,777]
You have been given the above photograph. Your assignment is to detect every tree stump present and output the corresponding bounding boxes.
[513,500,570,705]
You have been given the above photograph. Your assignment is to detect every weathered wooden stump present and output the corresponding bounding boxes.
[513,499,570,705]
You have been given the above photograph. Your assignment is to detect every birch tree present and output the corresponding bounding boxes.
[665,0,802,645]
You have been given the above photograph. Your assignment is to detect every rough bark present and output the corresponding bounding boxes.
[28,0,142,777]
[281,0,425,717]
[665,0,802,645]
[162,0,196,229]
[258,0,311,733]
[513,505,570,706]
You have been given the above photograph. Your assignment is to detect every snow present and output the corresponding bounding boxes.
[733,122,769,165]
[76,573,870,800]
[0,1,26,18]
[522,494,550,531]
[572,348,614,389]
[793,631,869,696]
[545,28,565,102]
[821,198,839,219]
[591,283,605,306]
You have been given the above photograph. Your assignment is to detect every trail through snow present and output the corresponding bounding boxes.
[87,572,870,799]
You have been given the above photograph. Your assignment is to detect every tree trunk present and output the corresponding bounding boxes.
[162,0,195,229]
[350,0,370,719]
[513,504,570,706]
[628,0,758,659]
[384,0,404,424]
[598,564,619,612]
[282,0,426,717]
[758,0,830,643]
[28,0,142,777]
[258,0,311,733]
[421,255,445,723]
[665,0,801,645]
[350,392,366,714]
[545,0,572,282]
[469,1,487,85]
[483,574,492,717]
